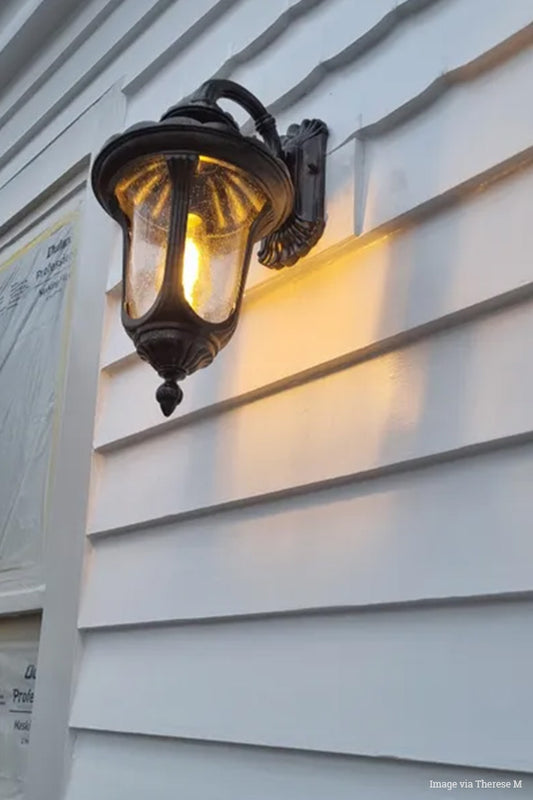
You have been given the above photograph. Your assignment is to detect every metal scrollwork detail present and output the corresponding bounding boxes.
[257,216,325,268]
[258,118,328,269]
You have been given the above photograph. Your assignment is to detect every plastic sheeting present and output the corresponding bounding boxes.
[0,217,76,590]
[0,639,38,799]
[0,616,40,800]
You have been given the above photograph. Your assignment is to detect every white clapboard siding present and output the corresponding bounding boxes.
[70,600,533,771]
[0,0,335,187]
[80,442,533,628]
[97,162,533,446]
[0,92,117,238]
[4,0,531,192]
[128,0,533,142]
[0,0,526,793]
[359,44,533,234]
[241,0,533,144]
[0,0,79,92]
[0,0,27,36]
[0,0,119,125]
[0,0,224,187]
[89,297,533,534]
[272,2,533,147]
[107,22,533,298]
[126,0,424,123]
[66,732,533,800]
[247,35,533,289]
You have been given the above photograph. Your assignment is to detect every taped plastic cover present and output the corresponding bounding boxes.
[0,217,76,592]
[0,616,39,800]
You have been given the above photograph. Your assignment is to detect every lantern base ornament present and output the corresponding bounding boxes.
[156,380,183,417]
[134,326,220,416]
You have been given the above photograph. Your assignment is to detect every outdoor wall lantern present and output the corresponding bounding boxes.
[91,79,328,416]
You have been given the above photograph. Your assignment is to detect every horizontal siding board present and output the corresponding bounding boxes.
[79,443,533,628]
[0,93,120,236]
[360,43,533,234]
[126,0,533,148]
[0,0,27,36]
[0,0,186,127]
[125,0,330,98]
[270,0,533,150]
[4,0,532,199]
[103,38,533,300]
[65,732,533,800]
[233,23,533,292]
[223,0,434,107]
[1,2,120,116]
[0,0,318,188]
[126,0,409,121]
[0,0,175,148]
[97,163,533,445]
[90,298,533,533]
[127,1,533,296]
[0,0,226,188]
[0,0,119,118]
[70,601,533,770]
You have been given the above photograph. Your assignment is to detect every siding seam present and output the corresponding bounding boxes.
[78,590,533,633]
[67,725,533,776]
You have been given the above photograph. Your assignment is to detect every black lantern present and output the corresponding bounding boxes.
[91,80,328,416]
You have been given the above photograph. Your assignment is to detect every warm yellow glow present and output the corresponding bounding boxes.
[183,213,203,307]
[183,237,200,305]
[150,214,203,307]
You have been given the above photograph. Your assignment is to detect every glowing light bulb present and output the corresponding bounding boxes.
[183,237,200,305]
[183,214,203,307]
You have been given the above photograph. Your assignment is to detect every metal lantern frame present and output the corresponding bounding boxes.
[91,79,328,415]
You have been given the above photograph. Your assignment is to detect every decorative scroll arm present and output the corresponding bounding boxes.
[258,118,329,269]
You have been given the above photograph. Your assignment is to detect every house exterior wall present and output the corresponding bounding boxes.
[1,1,533,797]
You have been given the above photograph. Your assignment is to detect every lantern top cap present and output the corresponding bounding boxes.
[161,79,283,158]
[91,82,295,242]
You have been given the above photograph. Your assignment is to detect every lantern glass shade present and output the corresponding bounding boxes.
[114,154,268,324]
[115,156,170,319]
[184,156,267,322]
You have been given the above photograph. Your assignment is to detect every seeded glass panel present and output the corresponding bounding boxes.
[115,157,170,319]
[183,157,267,323]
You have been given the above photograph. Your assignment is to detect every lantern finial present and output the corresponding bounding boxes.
[156,379,183,417]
